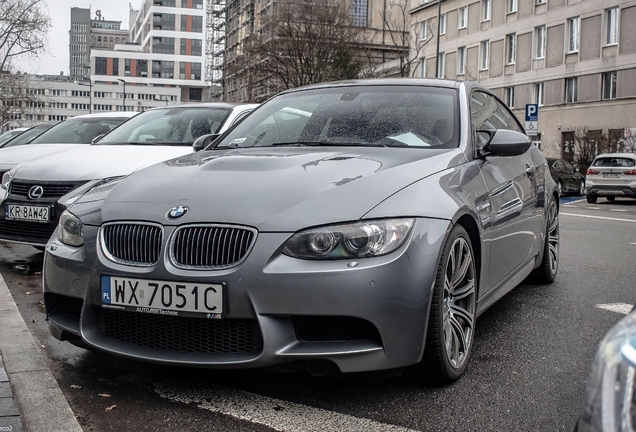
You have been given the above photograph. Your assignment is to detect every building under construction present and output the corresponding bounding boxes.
[222,0,410,103]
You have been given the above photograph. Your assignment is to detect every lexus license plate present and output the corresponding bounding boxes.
[5,204,50,223]
[101,276,224,318]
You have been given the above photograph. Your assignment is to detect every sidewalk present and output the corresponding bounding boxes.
[0,275,82,432]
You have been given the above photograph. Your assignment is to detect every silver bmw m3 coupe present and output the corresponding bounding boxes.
[43,79,559,383]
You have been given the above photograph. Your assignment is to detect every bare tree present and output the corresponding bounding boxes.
[377,0,430,77]
[571,128,624,172]
[0,0,50,131]
[245,0,363,101]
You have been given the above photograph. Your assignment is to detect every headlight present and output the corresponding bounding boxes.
[57,210,84,247]
[1,171,13,191]
[282,218,414,260]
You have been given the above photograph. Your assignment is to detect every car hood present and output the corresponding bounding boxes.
[93,147,466,232]
[0,144,84,172]
[12,145,194,181]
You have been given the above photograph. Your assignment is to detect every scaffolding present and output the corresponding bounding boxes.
[206,0,226,100]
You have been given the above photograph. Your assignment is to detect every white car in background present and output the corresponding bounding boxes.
[585,153,636,203]
[0,103,257,247]
[0,112,137,180]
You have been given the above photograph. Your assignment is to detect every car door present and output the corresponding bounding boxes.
[562,160,577,192]
[471,91,539,291]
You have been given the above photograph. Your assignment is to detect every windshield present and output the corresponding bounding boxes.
[214,86,459,149]
[98,107,231,145]
[2,125,55,148]
[30,118,129,144]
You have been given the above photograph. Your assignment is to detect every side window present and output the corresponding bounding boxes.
[229,109,252,128]
[470,91,524,148]
[563,161,573,172]
[554,160,565,171]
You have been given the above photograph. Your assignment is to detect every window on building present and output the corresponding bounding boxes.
[95,57,107,75]
[605,8,618,45]
[189,88,202,101]
[568,17,580,53]
[457,47,466,75]
[535,83,544,106]
[505,87,514,108]
[439,14,446,35]
[192,15,203,32]
[124,59,131,76]
[136,59,148,77]
[436,52,445,78]
[508,0,517,13]
[458,7,467,29]
[535,26,546,59]
[602,71,617,100]
[506,33,516,64]
[536,0,546,4]
[112,58,119,76]
[482,0,491,21]
[480,40,489,70]
[565,77,578,103]
[420,19,428,39]
[350,0,368,27]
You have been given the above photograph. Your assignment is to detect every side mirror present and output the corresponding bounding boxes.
[91,134,105,144]
[575,167,580,173]
[482,129,531,157]
[192,133,220,152]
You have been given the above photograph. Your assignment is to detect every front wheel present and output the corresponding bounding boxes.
[422,225,476,384]
[578,181,585,196]
[557,180,563,197]
[531,195,559,283]
[586,195,597,203]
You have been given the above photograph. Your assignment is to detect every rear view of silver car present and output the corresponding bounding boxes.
[585,153,636,203]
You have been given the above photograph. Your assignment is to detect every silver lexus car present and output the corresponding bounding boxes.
[43,79,559,383]
[0,103,256,247]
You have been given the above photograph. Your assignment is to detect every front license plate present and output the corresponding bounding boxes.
[5,204,50,223]
[101,276,224,318]
[603,173,621,178]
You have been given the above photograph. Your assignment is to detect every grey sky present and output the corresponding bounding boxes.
[17,0,142,76]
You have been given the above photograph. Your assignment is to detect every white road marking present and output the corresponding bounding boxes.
[561,212,636,223]
[155,381,418,432]
[584,207,600,210]
[595,303,633,315]
[609,209,628,212]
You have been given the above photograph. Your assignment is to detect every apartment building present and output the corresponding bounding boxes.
[88,0,207,103]
[410,0,636,159]
[223,0,408,103]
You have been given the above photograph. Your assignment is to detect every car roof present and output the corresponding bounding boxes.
[70,111,138,119]
[594,153,636,159]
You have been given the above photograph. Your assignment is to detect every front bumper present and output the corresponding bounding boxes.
[43,218,450,373]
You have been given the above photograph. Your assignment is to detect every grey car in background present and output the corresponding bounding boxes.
[44,79,558,383]
[0,103,256,247]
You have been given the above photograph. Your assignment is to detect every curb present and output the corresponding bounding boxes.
[0,274,82,432]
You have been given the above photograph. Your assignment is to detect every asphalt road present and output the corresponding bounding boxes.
[2,195,635,432]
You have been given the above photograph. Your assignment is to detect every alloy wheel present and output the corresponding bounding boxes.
[547,199,559,275]
[443,237,476,370]
[579,181,584,196]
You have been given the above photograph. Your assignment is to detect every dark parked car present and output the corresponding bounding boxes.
[44,79,559,384]
[546,157,585,196]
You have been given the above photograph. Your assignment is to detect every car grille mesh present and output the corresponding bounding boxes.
[0,220,57,243]
[172,226,255,268]
[102,224,162,265]
[98,309,263,355]
[10,181,81,199]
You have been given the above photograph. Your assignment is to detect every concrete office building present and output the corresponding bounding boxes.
[89,0,208,104]
[1,74,181,130]
[69,8,129,79]
[410,0,636,159]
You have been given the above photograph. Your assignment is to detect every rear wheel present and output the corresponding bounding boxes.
[578,181,584,196]
[531,195,559,283]
[586,195,597,204]
[607,196,616,202]
[422,225,476,384]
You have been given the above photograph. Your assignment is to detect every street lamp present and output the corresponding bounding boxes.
[74,77,92,114]
[435,0,445,78]
[116,78,126,111]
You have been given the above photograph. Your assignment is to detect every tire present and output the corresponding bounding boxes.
[607,196,616,202]
[578,181,584,196]
[422,225,476,384]
[557,180,563,197]
[586,195,597,204]
[531,195,559,284]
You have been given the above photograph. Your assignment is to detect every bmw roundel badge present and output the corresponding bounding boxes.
[166,205,189,220]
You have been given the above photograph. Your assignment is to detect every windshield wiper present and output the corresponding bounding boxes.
[270,141,386,147]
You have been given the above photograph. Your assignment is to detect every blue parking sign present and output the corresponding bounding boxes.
[525,104,538,122]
